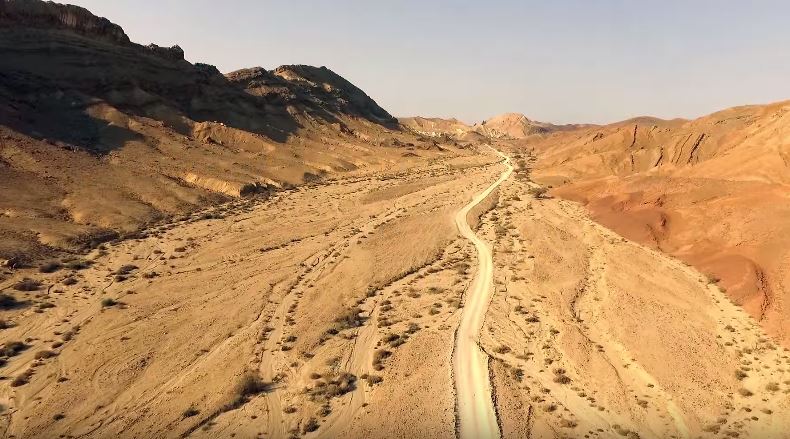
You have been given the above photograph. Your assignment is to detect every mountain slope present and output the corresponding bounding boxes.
[0,0,449,263]
[524,100,790,346]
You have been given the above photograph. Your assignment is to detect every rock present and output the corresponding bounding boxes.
[194,63,221,77]
[145,44,184,61]
[0,0,130,45]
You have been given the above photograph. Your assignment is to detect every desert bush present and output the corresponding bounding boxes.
[115,265,138,275]
[236,372,272,398]
[34,350,57,360]
[553,368,572,384]
[182,406,200,418]
[62,277,78,286]
[64,259,92,270]
[0,293,21,309]
[306,372,357,402]
[100,298,118,307]
[327,307,364,335]
[39,261,63,273]
[38,302,55,310]
[383,333,404,347]
[702,424,721,433]
[365,374,383,385]
[10,369,33,387]
[13,278,41,292]
[302,417,320,433]
[372,349,392,371]
[2,341,28,357]
[528,186,548,199]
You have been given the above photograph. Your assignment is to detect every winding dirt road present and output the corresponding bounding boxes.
[453,147,513,439]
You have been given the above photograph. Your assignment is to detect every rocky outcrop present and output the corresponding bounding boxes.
[145,44,185,61]
[227,64,398,127]
[225,67,281,88]
[0,0,130,44]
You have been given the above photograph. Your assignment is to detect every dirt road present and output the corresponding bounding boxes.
[453,147,513,439]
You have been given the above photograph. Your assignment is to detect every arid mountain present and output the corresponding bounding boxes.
[401,113,585,141]
[399,116,473,137]
[525,100,790,345]
[474,113,560,138]
[0,0,447,262]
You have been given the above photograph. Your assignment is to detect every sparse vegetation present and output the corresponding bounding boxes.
[326,307,364,335]
[34,350,57,360]
[182,406,200,418]
[13,278,41,292]
[236,372,272,398]
[372,349,392,371]
[383,333,404,347]
[528,186,548,199]
[553,368,572,385]
[364,374,383,385]
[64,259,92,270]
[38,261,63,273]
[10,369,33,387]
[62,276,78,286]
[302,417,320,433]
[0,293,21,309]
[305,372,357,402]
[2,341,29,357]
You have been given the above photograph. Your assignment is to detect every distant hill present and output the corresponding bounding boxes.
[400,112,587,140]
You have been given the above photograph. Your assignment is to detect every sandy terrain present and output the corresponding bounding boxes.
[4,141,790,439]
[474,164,790,438]
[0,147,502,438]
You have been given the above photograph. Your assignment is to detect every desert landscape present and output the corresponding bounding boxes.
[2,1,790,438]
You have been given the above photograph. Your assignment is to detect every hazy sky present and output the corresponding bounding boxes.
[67,0,790,124]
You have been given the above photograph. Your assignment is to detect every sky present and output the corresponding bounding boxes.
[67,0,790,124]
